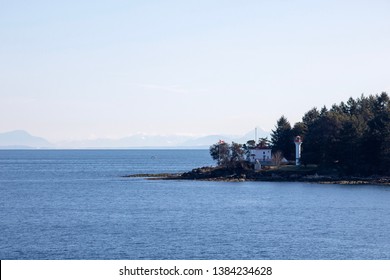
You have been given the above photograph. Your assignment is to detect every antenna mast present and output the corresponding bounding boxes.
[255,127,257,144]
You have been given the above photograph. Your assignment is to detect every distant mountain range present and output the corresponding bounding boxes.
[0,128,269,149]
[0,130,52,149]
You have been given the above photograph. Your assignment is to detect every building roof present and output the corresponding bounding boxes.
[251,145,271,150]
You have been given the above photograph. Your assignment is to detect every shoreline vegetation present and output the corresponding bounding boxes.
[125,93,390,186]
[124,165,390,186]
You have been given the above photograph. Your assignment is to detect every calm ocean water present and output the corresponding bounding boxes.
[0,149,389,260]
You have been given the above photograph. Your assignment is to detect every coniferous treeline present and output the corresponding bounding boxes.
[271,92,390,175]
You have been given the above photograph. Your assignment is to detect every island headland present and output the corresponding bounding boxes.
[125,93,390,186]
[124,164,390,186]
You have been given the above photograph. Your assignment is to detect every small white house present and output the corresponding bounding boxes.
[249,147,272,163]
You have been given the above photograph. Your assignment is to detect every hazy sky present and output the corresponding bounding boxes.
[1,0,389,141]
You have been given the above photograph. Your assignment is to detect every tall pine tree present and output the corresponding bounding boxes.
[271,116,294,160]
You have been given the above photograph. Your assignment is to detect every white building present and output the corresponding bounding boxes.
[249,147,272,163]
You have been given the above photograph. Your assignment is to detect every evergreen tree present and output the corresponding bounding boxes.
[364,92,390,174]
[300,110,344,166]
[292,122,307,139]
[337,115,365,174]
[302,107,320,127]
[271,116,294,160]
[297,92,390,175]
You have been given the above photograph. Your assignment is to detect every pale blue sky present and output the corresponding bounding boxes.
[1,0,389,141]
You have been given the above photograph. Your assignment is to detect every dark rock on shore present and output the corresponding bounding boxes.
[123,173,181,179]
[124,166,390,186]
[180,166,251,181]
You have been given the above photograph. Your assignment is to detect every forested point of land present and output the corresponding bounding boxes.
[273,92,390,176]
[210,92,390,176]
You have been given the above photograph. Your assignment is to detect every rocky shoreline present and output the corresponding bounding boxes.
[124,166,390,186]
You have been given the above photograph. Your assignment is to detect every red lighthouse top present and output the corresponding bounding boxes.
[294,136,302,143]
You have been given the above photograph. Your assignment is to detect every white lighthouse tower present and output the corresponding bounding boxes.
[294,136,303,166]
